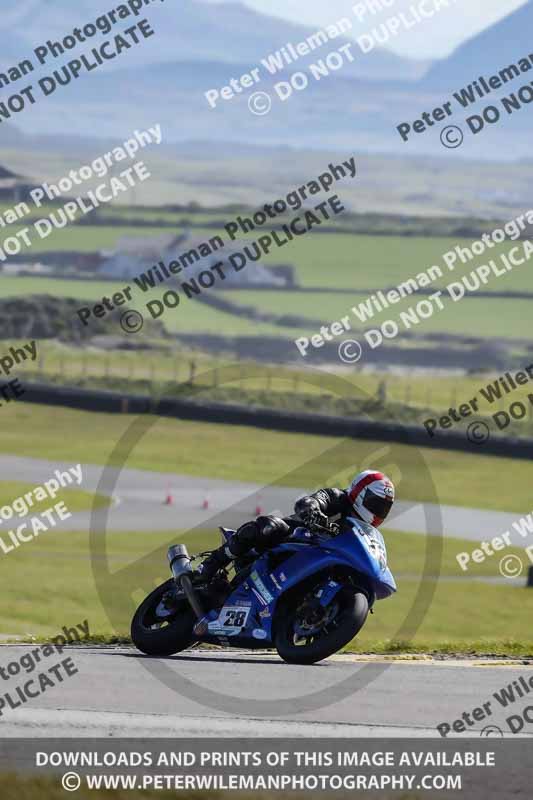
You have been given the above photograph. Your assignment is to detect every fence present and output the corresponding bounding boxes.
[18,381,533,461]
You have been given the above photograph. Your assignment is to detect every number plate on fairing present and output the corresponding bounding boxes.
[207,605,251,636]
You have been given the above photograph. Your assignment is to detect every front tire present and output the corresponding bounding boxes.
[274,586,368,665]
[131,579,196,656]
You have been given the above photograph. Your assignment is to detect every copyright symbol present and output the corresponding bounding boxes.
[480,725,504,737]
[466,420,490,445]
[338,340,363,364]
[62,773,81,791]
[441,125,464,149]
[248,92,272,116]
[499,555,523,579]
[120,310,144,334]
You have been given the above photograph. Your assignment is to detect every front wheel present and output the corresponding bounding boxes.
[131,578,196,656]
[274,586,368,665]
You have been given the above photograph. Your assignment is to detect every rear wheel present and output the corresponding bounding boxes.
[131,579,196,656]
[274,586,368,665]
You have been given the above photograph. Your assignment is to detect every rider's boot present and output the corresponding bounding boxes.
[195,545,233,582]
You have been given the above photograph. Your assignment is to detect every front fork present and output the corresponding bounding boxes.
[167,544,204,621]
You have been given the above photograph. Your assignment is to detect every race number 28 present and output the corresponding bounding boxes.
[223,608,248,627]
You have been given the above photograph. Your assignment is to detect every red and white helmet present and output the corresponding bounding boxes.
[347,470,395,527]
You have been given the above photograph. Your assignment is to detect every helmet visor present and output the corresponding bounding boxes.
[362,488,393,522]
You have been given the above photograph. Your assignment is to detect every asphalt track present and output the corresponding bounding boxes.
[0,455,527,544]
[0,646,532,738]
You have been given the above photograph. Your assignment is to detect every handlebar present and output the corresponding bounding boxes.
[294,514,339,537]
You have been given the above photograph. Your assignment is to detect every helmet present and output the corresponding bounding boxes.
[347,470,394,527]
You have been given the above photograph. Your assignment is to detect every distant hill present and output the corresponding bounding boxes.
[0,0,531,160]
[1,0,423,81]
[425,0,533,88]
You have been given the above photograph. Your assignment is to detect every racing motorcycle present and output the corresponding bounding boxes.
[131,515,396,664]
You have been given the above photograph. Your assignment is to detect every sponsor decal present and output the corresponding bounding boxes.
[270,573,282,591]
[250,571,274,604]
[251,587,267,606]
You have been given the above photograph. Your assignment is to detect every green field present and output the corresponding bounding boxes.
[3,210,533,342]
[1,277,303,338]
[3,273,533,344]
[1,403,532,515]
[8,213,533,295]
[225,289,533,340]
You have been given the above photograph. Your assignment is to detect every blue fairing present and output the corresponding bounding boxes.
[198,517,396,647]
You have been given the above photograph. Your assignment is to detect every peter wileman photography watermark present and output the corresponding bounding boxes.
[423,364,533,440]
[74,158,357,332]
[0,618,90,717]
[396,47,533,147]
[455,507,533,577]
[0,464,83,555]
[294,211,533,361]
[437,672,533,737]
[0,340,38,410]
[0,125,161,260]
[205,0,459,114]
[36,746,469,793]
[0,1,164,125]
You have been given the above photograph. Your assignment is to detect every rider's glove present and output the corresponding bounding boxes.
[295,497,321,526]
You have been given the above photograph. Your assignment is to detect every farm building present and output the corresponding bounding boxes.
[98,230,294,287]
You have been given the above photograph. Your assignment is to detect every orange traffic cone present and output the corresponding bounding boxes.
[202,495,209,510]
[164,488,174,506]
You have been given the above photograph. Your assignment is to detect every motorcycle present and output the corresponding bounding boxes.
[131,515,396,665]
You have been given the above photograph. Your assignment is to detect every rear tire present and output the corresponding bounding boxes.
[274,586,368,665]
[131,579,196,656]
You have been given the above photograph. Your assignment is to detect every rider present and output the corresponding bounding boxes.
[197,470,395,581]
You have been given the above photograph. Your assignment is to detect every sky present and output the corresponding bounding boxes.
[220,0,529,59]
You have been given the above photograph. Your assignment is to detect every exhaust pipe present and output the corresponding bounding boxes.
[167,544,204,620]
